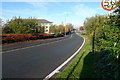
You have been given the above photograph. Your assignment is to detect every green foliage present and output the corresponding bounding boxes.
[65,23,74,32]
[79,26,84,30]
[49,25,60,34]
[84,12,120,59]
[2,17,44,34]
[114,2,120,15]
[2,26,12,34]
[37,25,44,33]
[56,4,120,79]
[83,5,120,79]
[56,34,93,79]
[82,4,120,79]
[54,33,64,37]
[81,33,86,35]
[96,15,120,58]
[49,24,73,36]
[84,15,107,36]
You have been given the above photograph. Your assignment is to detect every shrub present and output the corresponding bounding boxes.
[81,33,87,35]
[2,33,54,44]
[54,33,64,37]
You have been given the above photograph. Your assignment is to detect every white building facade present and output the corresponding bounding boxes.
[37,19,52,34]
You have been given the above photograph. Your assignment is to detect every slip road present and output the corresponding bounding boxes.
[2,33,84,79]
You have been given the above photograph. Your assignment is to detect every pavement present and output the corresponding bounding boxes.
[2,33,84,79]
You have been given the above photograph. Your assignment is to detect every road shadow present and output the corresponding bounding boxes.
[79,52,99,79]
[66,52,85,80]
[79,50,120,80]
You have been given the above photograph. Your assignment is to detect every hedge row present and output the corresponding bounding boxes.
[2,33,54,44]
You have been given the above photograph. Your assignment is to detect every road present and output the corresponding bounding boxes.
[2,33,84,79]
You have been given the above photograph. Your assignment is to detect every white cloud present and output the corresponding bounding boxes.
[3,9,24,15]
[2,8,48,22]
[70,4,99,27]
[2,2,49,22]
[97,7,102,10]
[71,20,84,28]
[2,2,102,28]
[27,2,48,8]
[73,4,97,18]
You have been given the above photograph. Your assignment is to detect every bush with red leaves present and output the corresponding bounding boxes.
[2,33,54,44]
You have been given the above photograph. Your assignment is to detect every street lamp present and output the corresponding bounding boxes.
[64,13,68,37]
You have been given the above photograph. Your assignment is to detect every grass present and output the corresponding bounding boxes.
[55,34,96,79]
[55,33,120,79]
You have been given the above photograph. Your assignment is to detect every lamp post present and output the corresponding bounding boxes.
[64,13,68,37]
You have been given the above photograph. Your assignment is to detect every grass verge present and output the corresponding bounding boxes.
[55,33,120,79]
[55,34,95,79]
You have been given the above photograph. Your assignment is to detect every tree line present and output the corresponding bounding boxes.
[83,4,120,79]
[50,24,73,37]
[2,17,44,34]
[84,5,120,59]
[2,17,74,36]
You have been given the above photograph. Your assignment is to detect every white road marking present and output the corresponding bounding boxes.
[44,33,85,80]
[2,35,73,53]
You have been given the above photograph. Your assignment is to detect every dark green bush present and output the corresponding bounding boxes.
[54,33,64,37]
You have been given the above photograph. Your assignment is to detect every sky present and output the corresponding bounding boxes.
[1,1,110,28]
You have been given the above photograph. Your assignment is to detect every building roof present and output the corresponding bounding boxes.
[37,19,53,23]
[17,19,53,23]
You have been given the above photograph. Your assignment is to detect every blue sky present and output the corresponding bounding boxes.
[2,2,109,28]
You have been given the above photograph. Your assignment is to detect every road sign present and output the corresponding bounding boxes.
[101,0,120,11]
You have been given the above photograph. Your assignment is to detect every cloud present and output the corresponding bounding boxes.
[46,4,95,27]
[2,2,101,28]
[2,2,49,22]
[2,8,48,22]
[2,9,32,17]
[97,7,102,10]
[27,2,48,8]
[73,4,97,18]
[71,20,84,28]
[70,4,99,27]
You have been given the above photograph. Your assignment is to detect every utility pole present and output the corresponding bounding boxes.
[64,13,68,36]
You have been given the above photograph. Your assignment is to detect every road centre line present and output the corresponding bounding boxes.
[2,34,73,53]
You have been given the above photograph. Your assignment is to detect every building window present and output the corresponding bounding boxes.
[46,26,48,28]
[46,30,48,32]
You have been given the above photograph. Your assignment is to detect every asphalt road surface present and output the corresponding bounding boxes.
[2,33,84,79]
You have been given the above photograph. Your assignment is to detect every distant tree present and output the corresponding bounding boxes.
[65,23,74,33]
[3,17,38,34]
[2,25,12,34]
[37,25,44,33]
[84,15,106,36]
[67,23,74,31]
[79,26,84,30]
[50,24,66,35]
[49,25,57,34]
[58,25,65,34]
